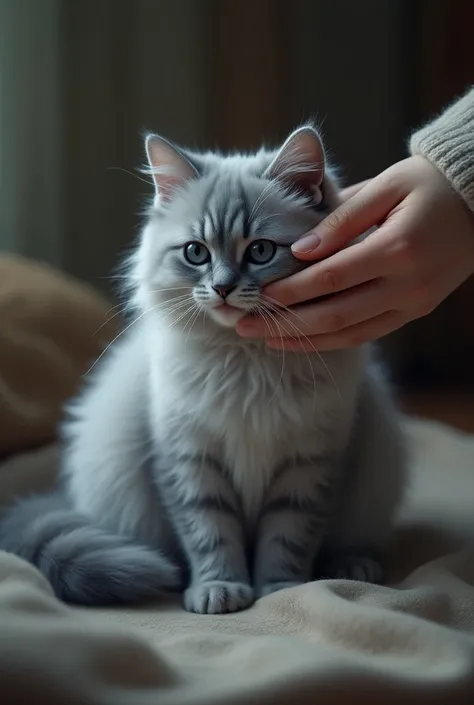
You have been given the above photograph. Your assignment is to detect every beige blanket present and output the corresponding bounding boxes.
[1,417,474,704]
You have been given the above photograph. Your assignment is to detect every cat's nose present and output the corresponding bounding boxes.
[212,284,237,299]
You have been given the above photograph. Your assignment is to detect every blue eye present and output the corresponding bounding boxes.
[184,242,211,265]
[246,239,276,265]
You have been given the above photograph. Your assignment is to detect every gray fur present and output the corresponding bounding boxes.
[0,125,407,612]
[0,494,180,605]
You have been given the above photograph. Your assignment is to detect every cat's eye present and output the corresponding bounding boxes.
[184,242,211,265]
[245,239,277,265]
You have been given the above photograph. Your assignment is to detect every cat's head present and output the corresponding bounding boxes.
[132,125,340,330]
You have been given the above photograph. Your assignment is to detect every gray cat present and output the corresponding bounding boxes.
[0,126,407,613]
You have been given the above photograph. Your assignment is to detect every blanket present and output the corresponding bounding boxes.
[1,417,473,704]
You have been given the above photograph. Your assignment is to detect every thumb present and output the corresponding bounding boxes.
[291,177,399,260]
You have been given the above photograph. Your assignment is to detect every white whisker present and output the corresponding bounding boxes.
[87,295,196,375]
[154,294,193,308]
[263,302,318,410]
[149,287,194,295]
[166,302,197,329]
[93,305,128,336]
[85,303,160,375]
[262,295,342,402]
[183,306,202,349]
[160,298,196,322]
[256,305,286,405]
[106,166,153,187]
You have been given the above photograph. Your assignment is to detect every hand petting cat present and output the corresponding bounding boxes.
[237,155,474,351]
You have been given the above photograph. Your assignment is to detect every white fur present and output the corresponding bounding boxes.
[66,323,405,543]
[33,126,407,611]
[0,126,406,613]
[66,129,407,557]
[147,322,365,520]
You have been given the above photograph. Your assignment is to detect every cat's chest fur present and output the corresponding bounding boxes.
[148,324,359,516]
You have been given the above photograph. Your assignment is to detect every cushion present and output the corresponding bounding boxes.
[0,254,119,456]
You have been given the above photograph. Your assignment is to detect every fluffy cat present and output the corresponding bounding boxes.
[0,126,407,613]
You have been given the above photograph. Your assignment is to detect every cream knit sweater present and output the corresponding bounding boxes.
[410,86,474,212]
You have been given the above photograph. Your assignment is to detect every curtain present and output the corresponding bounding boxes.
[6,0,472,388]
[0,0,62,265]
[1,0,409,285]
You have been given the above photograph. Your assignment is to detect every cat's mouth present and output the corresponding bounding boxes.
[208,302,246,327]
[215,303,238,313]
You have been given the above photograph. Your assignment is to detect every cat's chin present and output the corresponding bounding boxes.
[207,304,246,328]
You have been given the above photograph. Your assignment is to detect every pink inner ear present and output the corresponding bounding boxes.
[266,128,325,199]
[146,136,197,203]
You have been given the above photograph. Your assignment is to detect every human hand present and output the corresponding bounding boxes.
[237,156,474,351]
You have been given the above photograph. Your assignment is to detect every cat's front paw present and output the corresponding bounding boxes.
[258,581,303,597]
[184,580,254,614]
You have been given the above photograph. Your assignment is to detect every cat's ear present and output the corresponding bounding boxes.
[145,134,198,203]
[264,125,325,204]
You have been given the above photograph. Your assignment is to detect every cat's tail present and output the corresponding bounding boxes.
[0,494,181,605]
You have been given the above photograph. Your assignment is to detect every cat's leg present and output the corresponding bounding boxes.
[64,335,171,550]
[320,367,408,584]
[254,457,341,597]
[154,451,253,614]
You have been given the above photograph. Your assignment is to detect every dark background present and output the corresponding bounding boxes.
[2,0,474,418]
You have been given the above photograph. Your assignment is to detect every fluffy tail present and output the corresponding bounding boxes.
[0,494,181,605]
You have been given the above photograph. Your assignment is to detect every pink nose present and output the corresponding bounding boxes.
[212,284,236,299]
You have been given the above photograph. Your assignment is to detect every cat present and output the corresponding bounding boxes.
[0,125,407,614]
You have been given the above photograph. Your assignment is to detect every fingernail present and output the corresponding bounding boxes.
[291,233,321,254]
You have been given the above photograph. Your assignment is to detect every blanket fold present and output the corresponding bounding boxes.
[1,418,474,704]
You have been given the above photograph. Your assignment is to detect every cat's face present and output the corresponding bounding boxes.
[170,229,297,328]
[135,127,338,330]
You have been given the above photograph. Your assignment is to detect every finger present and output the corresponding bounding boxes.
[264,236,392,308]
[265,311,404,352]
[264,279,393,339]
[240,279,391,339]
[238,276,391,339]
[339,179,372,202]
[237,304,310,339]
[291,175,404,261]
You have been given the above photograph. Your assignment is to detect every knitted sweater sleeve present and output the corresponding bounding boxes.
[409,87,474,212]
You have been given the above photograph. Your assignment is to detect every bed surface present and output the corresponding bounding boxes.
[1,416,474,704]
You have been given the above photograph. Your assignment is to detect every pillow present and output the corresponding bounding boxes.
[0,254,120,457]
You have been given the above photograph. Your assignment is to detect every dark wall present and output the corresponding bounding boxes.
[59,0,474,389]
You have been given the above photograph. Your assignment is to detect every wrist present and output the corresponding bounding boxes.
[409,88,474,215]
